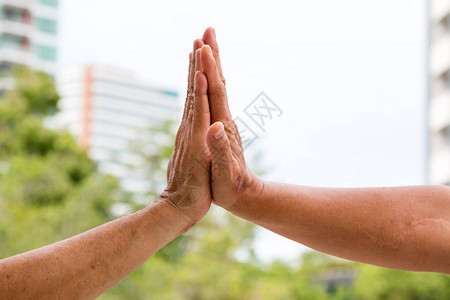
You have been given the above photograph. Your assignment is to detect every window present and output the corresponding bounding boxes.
[1,7,25,22]
[0,62,14,74]
[446,13,450,32]
[435,70,450,95]
[432,13,450,42]
[444,70,450,89]
[443,125,450,146]
[0,34,25,50]
[38,0,59,8]
[34,18,58,34]
[34,45,57,61]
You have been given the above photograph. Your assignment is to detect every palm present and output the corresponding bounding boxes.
[162,39,212,222]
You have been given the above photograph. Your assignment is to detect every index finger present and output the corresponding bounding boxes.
[184,39,205,120]
[202,27,225,84]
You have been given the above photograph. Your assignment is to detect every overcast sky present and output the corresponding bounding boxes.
[59,0,428,262]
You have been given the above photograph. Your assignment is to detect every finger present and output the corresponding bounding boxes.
[206,122,235,177]
[193,71,210,130]
[202,27,225,84]
[189,39,204,94]
[183,51,194,120]
[195,46,202,73]
[178,52,192,153]
[188,70,212,170]
[187,39,205,115]
[180,39,202,172]
[192,48,206,126]
[201,45,231,122]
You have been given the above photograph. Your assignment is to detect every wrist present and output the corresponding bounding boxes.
[160,183,211,223]
[152,197,198,235]
[227,171,265,213]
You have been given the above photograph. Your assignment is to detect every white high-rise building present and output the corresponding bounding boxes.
[429,0,450,185]
[0,0,58,76]
[56,66,180,194]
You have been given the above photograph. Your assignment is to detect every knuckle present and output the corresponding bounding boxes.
[194,85,203,97]
[187,105,194,117]
[187,91,194,100]
[213,44,220,55]
[226,118,236,127]
[224,121,236,134]
[209,84,226,97]
[193,104,201,119]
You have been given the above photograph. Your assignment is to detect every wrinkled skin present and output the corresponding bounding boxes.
[161,39,212,222]
[199,28,264,210]
[163,28,264,221]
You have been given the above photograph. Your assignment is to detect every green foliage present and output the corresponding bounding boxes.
[1,68,448,298]
[354,264,450,300]
[103,116,450,298]
[127,120,178,201]
[3,67,59,115]
[0,69,128,258]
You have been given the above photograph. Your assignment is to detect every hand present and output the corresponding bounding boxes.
[199,28,264,210]
[161,40,212,223]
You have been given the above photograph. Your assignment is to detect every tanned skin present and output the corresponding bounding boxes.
[199,27,450,274]
[0,37,212,299]
[0,27,449,300]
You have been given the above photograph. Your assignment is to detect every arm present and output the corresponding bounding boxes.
[0,39,213,299]
[198,27,450,274]
[228,183,450,274]
[0,201,193,299]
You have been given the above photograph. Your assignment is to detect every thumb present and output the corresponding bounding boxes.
[206,122,234,176]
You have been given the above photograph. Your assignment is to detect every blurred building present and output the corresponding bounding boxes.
[0,0,58,78]
[307,252,356,293]
[429,0,450,185]
[55,66,180,194]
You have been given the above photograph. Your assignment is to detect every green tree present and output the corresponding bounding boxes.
[101,119,266,299]
[99,120,336,299]
[353,264,450,300]
[0,68,130,258]
[2,68,448,299]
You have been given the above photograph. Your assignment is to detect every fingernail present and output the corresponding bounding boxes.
[214,122,225,139]
[204,45,212,56]
[214,129,225,140]
[194,70,203,81]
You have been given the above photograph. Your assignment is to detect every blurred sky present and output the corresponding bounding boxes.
[59,0,428,262]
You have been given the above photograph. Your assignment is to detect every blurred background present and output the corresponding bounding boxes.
[0,0,449,299]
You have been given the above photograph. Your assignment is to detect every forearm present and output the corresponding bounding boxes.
[229,182,450,273]
[0,200,194,299]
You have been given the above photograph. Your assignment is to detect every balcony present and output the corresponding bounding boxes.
[431,34,450,77]
[0,0,33,10]
[33,2,58,19]
[0,20,31,37]
[30,57,56,75]
[430,91,450,132]
[429,146,450,185]
[0,47,32,65]
[431,0,450,22]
